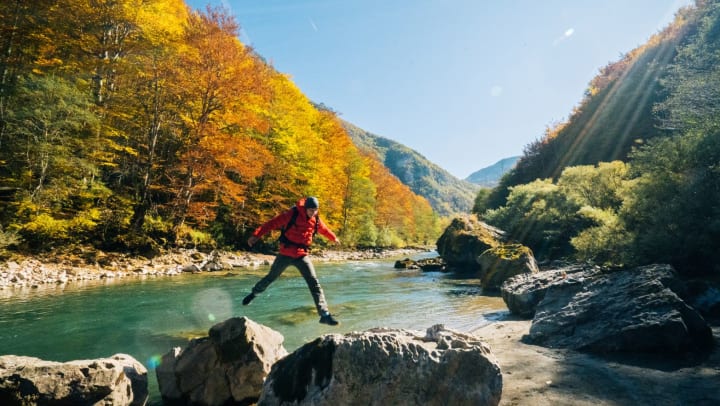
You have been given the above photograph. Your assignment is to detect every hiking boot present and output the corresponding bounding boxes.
[242,293,256,305]
[319,313,339,326]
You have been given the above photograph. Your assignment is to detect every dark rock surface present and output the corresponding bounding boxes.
[503,264,714,353]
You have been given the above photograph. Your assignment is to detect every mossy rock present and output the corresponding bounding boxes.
[477,244,538,290]
[436,216,506,269]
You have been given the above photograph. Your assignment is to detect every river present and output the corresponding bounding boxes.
[0,251,507,404]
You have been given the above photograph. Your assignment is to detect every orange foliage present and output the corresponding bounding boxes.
[1,0,440,247]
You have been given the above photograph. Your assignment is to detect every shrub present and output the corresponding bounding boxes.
[20,213,70,246]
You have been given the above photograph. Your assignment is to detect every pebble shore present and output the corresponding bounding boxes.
[0,247,430,294]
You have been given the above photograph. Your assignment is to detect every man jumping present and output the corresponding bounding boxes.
[244,196,341,325]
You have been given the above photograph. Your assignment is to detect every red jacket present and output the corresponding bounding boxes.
[252,198,338,258]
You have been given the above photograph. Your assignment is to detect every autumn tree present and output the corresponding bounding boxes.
[305,110,356,230]
[169,6,272,243]
[0,0,444,252]
[336,151,377,246]
[117,0,189,232]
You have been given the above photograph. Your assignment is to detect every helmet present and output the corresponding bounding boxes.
[305,196,319,208]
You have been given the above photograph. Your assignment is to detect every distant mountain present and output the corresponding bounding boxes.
[465,156,520,188]
[342,121,479,217]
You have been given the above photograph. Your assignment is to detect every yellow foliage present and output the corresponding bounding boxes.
[22,213,69,241]
[131,0,188,46]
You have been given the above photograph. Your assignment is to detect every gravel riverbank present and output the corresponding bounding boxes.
[0,247,431,293]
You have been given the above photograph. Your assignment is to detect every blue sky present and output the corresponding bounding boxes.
[186,0,692,179]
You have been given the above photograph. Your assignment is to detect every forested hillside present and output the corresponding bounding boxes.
[0,0,439,255]
[486,3,695,208]
[342,121,478,216]
[477,0,720,276]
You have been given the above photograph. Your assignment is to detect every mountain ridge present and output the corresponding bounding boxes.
[465,156,520,187]
[341,121,479,217]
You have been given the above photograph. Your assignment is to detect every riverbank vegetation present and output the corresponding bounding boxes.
[0,1,441,258]
[474,0,720,277]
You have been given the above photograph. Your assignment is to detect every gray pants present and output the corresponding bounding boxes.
[251,255,329,316]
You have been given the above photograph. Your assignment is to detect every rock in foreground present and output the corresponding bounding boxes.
[0,353,147,406]
[258,324,502,406]
[156,316,288,406]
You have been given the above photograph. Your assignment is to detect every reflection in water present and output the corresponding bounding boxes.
[0,253,507,404]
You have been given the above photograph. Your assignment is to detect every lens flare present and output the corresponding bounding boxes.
[147,354,162,369]
[192,288,233,325]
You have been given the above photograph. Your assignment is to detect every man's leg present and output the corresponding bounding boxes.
[295,256,338,325]
[243,255,292,305]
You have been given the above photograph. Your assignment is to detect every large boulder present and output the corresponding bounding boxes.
[436,216,505,270]
[476,244,538,290]
[0,353,147,406]
[157,317,288,406]
[501,264,599,317]
[520,264,714,353]
[258,325,502,406]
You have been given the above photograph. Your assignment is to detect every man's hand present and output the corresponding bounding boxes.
[247,236,259,247]
[333,239,341,246]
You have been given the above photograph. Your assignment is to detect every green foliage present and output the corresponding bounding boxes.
[3,75,99,197]
[655,1,720,133]
[571,206,633,266]
[355,220,380,247]
[340,218,379,247]
[557,161,629,209]
[483,179,587,260]
[68,208,102,233]
[615,1,720,275]
[376,227,406,248]
[622,131,720,274]
[485,130,720,274]
[19,213,70,245]
[15,208,104,248]
[554,161,633,266]
[208,203,243,248]
[483,162,633,263]
[478,2,720,274]
[472,188,492,215]
[176,224,215,249]
[142,215,174,244]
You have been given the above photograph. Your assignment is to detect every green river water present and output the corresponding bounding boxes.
[0,252,507,404]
